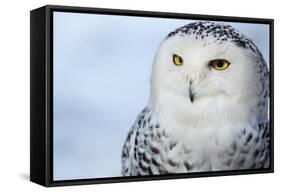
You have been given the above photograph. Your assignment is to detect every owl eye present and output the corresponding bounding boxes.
[209,59,230,70]
[173,54,183,66]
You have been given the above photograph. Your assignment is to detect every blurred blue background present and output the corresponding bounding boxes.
[53,11,270,180]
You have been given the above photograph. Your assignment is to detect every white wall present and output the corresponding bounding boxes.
[0,0,280,191]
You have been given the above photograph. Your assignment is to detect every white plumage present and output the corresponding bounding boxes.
[122,22,270,176]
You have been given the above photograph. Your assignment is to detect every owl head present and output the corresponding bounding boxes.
[149,22,268,122]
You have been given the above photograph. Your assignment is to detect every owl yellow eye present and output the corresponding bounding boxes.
[209,59,230,71]
[173,54,183,66]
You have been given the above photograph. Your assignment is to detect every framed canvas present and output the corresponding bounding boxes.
[30,5,274,187]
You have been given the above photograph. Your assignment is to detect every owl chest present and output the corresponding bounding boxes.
[134,124,219,173]
[132,115,264,175]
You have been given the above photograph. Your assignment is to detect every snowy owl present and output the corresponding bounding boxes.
[121,21,270,176]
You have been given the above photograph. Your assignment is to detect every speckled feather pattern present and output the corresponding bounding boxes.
[122,108,269,175]
[122,107,209,175]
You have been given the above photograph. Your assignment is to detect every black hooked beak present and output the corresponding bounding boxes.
[189,80,195,103]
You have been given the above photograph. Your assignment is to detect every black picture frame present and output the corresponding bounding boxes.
[30,4,274,187]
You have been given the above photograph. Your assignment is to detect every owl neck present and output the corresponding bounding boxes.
[148,85,260,130]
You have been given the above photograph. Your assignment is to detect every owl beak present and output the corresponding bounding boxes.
[189,80,195,103]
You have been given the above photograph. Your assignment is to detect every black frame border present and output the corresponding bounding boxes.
[30,4,274,187]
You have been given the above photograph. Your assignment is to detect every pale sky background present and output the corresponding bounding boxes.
[53,11,270,181]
